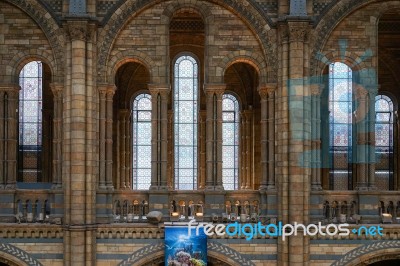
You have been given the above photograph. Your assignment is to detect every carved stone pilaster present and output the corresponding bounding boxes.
[204,84,226,191]
[310,84,324,96]
[66,21,88,41]
[148,84,170,190]
[0,84,20,189]
[288,25,308,43]
[258,83,277,191]
[50,83,63,189]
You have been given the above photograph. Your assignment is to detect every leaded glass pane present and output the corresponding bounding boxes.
[222,94,239,190]
[18,61,43,182]
[375,95,394,190]
[174,55,198,190]
[329,62,352,190]
[132,94,152,190]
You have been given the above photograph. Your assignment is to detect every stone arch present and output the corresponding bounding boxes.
[106,51,155,85]
[311,0,376,75]
[219,52,267,84]
[4,0,64,83]
[315,50,368,78]
[9,51,56,84]
[0,243,43,266]
[378,47,400,88]
[312,1,400,76]
[118,241,255,266]
[97,0,277,83]
[331,240,400,266]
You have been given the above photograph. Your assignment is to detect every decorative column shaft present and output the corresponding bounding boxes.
[240,110,253,189]
[0,85,19,188]
[118,109,129,189]
[0,90,4,188]
[106,85,115,189]
[258,84,276,190]
[311,84,323,190]
[355,85,368,190]
[367,86,377,190]
[199,110,207,189]
[204,84,225,191]
[98,86,107,189]
[64,20,98,266]
[124,110,130,189]
[149,85,170,190]
[50,83,63,188]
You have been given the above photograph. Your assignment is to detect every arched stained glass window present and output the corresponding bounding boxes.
[132,93,152,190]
[329,62,353,190]
[174,55,198,190]
[222,94,239,190]
[18,61,43,182]
[375,95,394,190]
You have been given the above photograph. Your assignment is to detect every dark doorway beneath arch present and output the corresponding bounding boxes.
[147,256,232,266]
[369,259,400,266]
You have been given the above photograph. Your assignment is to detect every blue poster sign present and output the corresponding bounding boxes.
[165,225,207,266]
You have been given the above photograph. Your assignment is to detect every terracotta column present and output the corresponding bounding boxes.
[204,84,225,190]
[355,85,368,190]
[367,86,377,190]
[149,84,170,190]
[118,109,129,189]
[98,85,107,189]
[311,84,323,190]
[50,83,63,188]
[258,84,276,190]
[0,90,4,188]
[105,85,115,189]
[0,85,19,188]
[240,110,253,189]
[199,110,207,189]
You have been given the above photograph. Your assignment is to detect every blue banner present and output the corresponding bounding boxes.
[165,225,207,266]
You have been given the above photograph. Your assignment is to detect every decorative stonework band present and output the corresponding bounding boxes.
[0,243,43,266]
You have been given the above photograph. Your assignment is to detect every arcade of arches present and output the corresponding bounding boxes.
[1,0,400,265]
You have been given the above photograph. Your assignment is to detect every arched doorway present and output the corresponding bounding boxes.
[369,259,400,266]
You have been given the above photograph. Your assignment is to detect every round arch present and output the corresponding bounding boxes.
[311,0,400,76]
[220,54,266,84]
[10,53,55,84]
[331,240,400,266]
[0,243,43,266]
[4,0,64,83]
[107,52,154,85]
[97,0,277,83]
[118,241,255,266]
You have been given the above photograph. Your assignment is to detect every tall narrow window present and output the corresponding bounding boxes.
[18,61,43,182]
[174,55,198,190]
[132,94,152,190]
[329,62,353,190]
[222,94,239,190]
[375,95,394,190]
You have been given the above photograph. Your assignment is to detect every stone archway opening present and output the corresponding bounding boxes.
[369,259,400,266]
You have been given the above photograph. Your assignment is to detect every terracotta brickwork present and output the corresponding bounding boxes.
[1,0,400,265]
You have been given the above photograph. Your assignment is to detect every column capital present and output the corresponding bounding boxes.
[355,85,369,99]
[50,82,63,97]
[66,20,88,41]
[287,22,309,43]
[148,84,171,96]
[203,83,226,95]
[0,83,20,92]
[98,83,116,93]
[310,84,325,96]
[258,83,277,98]
[118,109,130,118]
